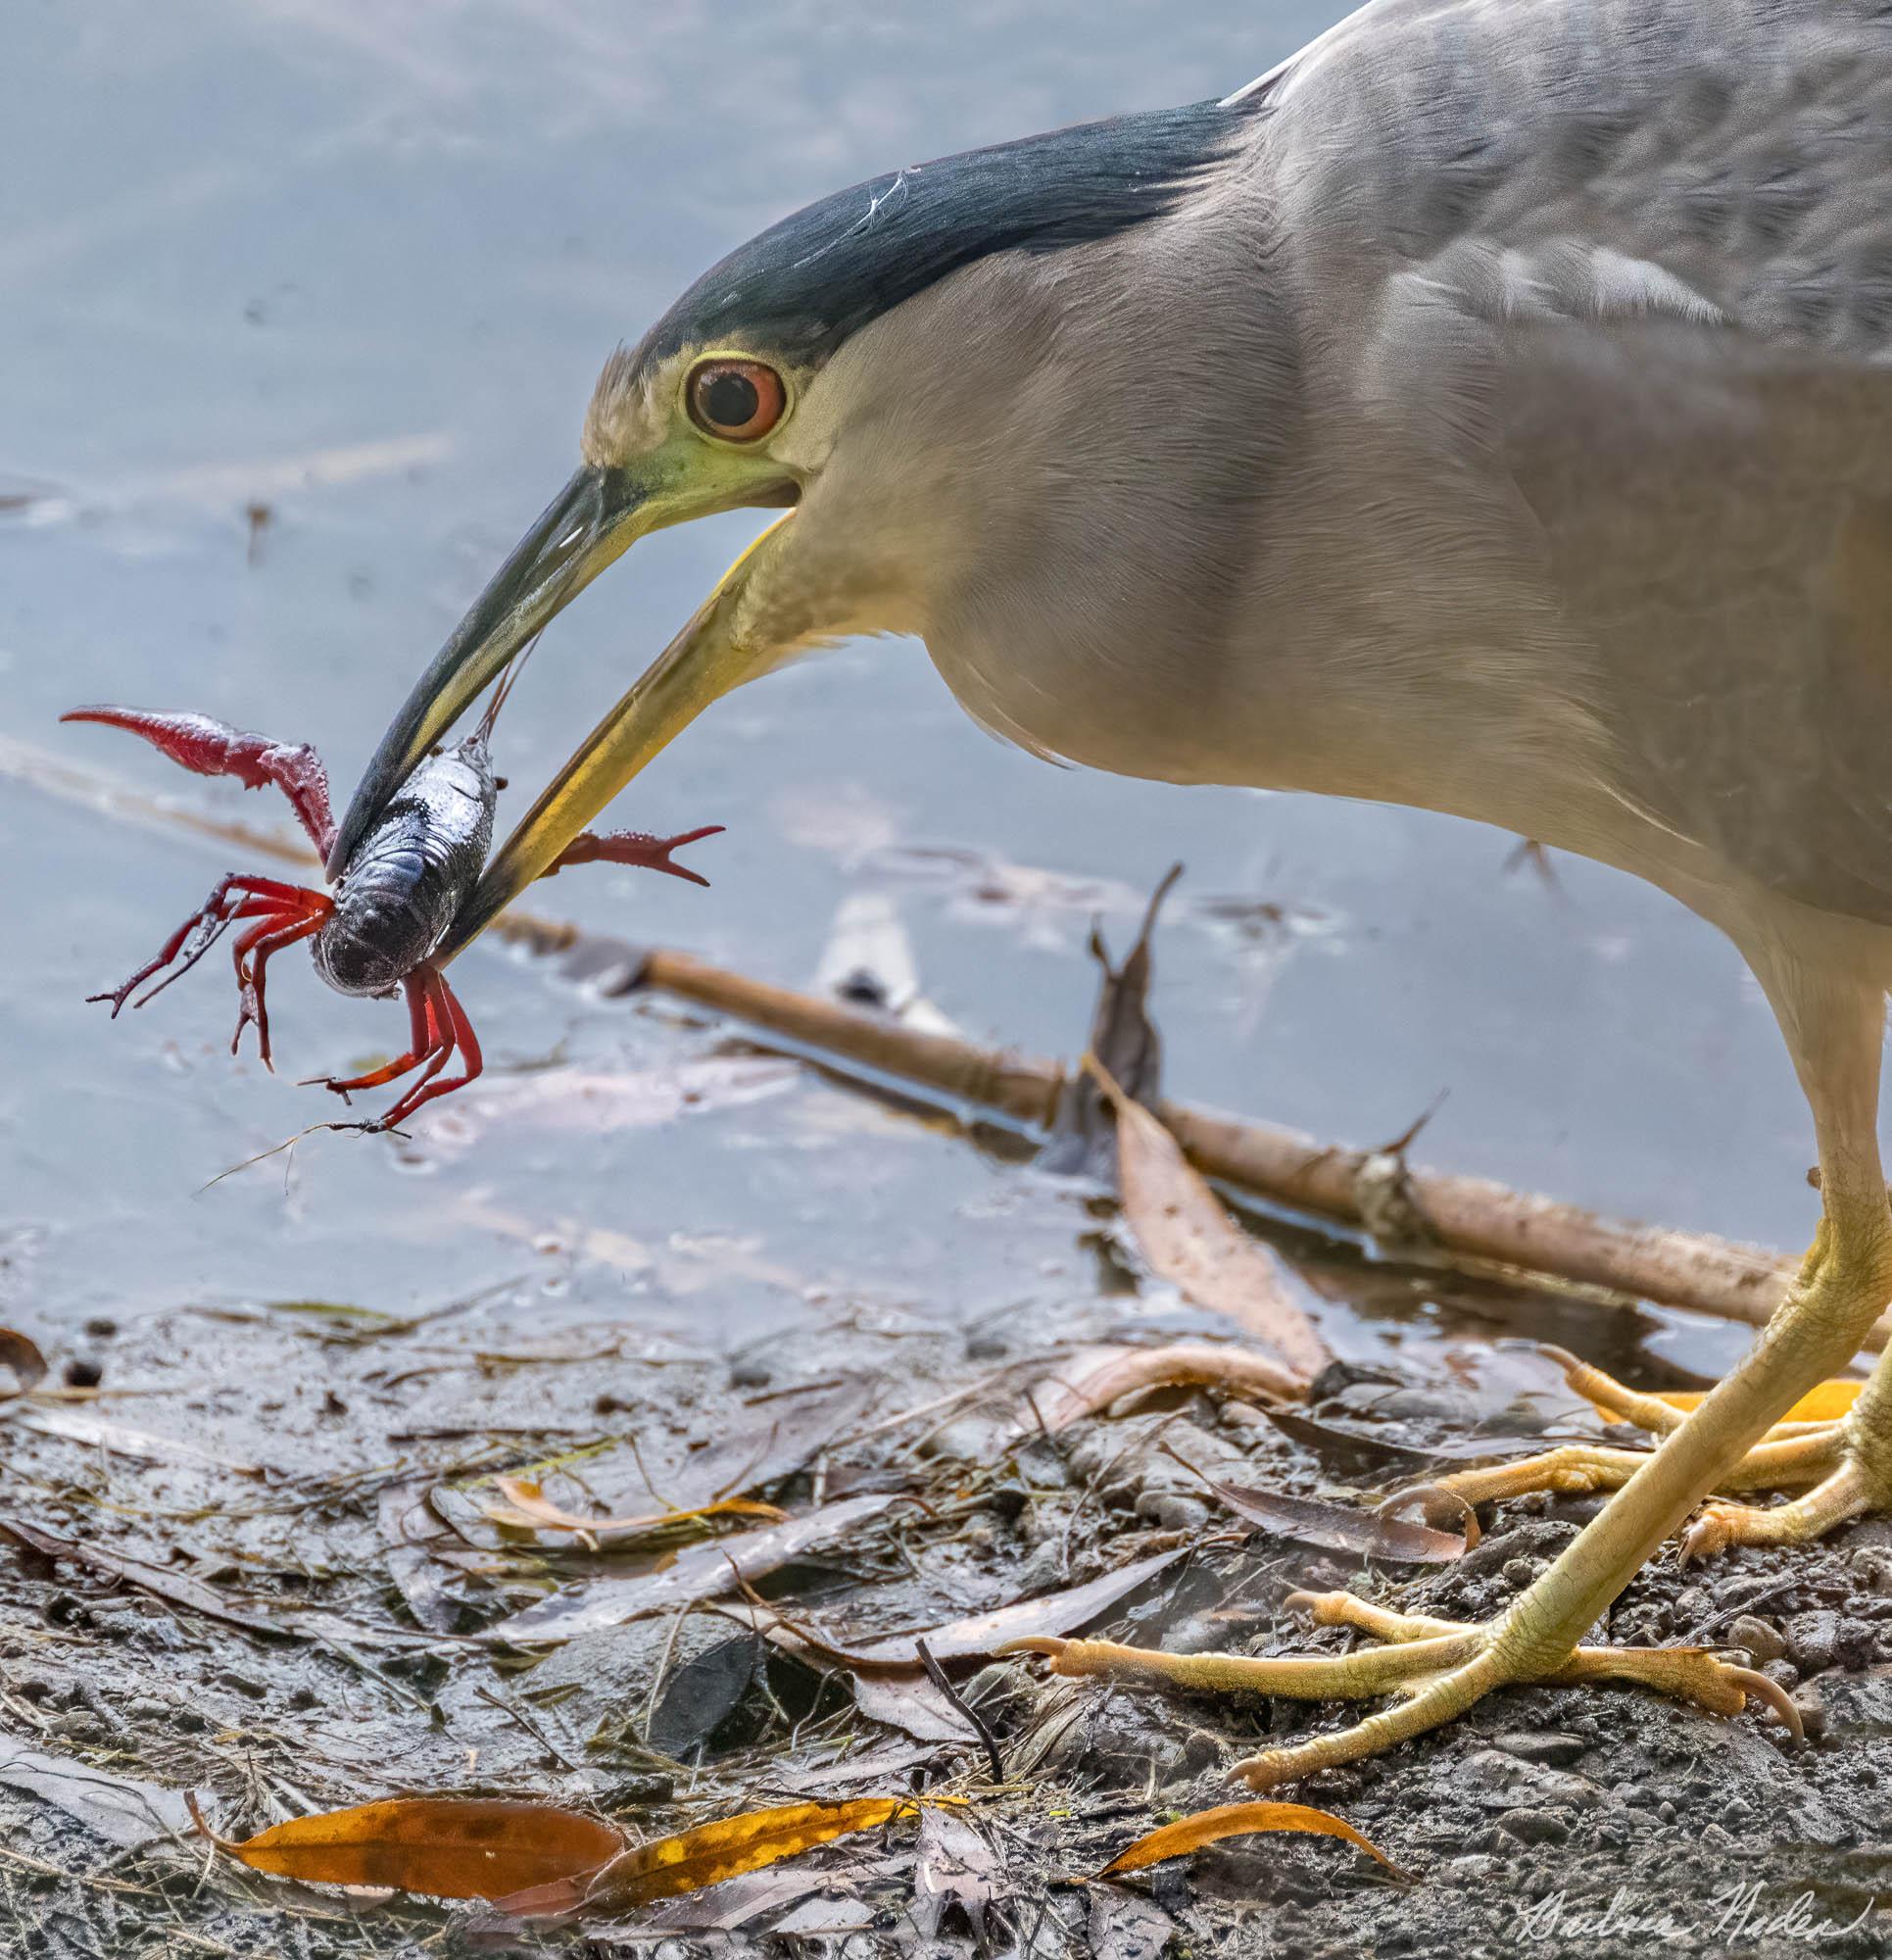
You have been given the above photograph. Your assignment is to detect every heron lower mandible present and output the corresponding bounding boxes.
[333,0,1892,1786]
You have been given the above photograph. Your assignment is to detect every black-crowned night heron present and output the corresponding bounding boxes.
[333,0,1892,1786]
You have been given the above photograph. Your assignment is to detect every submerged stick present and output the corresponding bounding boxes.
[9,735,1831,1343]
[622,947,1819,1343]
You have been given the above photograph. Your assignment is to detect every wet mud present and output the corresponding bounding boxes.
[4,1258,1890,1958]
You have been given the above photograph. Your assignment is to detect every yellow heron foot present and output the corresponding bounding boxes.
[1002,1589,1800,1793]
[1386,1341,1858,1529]
[1682,1407,1892,1561]
[1391,1425,1846,1527]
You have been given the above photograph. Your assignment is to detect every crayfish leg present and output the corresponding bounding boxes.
[307,966,483,1130]
[87,873,324,1017]
[227,900,331,1069]
[371,970,484,1131]
[314,967,484,1133]
[63,706,337,858]
[307,970,445,1098]
[541,823,724,889]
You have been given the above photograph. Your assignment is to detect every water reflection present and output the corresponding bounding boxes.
[0,3,1831,1377]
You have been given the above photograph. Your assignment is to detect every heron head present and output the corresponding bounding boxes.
[330,97,1257,949]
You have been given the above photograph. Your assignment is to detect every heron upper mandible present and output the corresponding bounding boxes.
[333,0,1892,1787]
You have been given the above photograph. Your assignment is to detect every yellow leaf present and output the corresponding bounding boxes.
[501,1796,957,1918]
[1085,1055,1328,1382]
[188,1793,623,1901]
[1098,1800,1406,1881]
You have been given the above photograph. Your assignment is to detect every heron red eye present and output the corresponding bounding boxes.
[687,359,786,442]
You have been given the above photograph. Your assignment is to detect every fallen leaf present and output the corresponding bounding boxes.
[0,1329,47,1398]
[1098,1800,1406,1881]
[1162,1447,1466,1562]
[499,1797,948,1920]
[1635,1380,1860,1424]
[1022,1342,1303,1433]
[0,1519,437,1649]
[1257,1404,1458,1473]
[635,1867,833,1933]
[1086,1055,1328,1381]
[0,1744,190,1847]
[1043,865,1180,1179]
[648,1628,766,1762]
[913,1805,999,1942]
[190,1793,623,1901]
[482,1494,899,1646]
[485,1478,787,1545]
[378,1480,466,1635]
[10,1403,266,1475]
[1090,1886,1176,1960]
[745,1544,1190,1685]
[842,1549,1192,1742]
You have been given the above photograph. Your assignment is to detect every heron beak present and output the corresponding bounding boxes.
[328,465,648,876]
[437,513,794,959]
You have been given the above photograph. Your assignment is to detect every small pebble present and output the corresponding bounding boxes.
[1135,1493,1211,1534]
[1501,1557,1545,1589]
[1490,1730,1585,1768]
[80,1317,118,1341]
[1727,1614,1788,1665]
[1785,1607,1840,1674]
[728,1359,771,1390]
[1497,1808,1570,1846]
[62,1357,104,1391]
[1657,1800,1677,1824]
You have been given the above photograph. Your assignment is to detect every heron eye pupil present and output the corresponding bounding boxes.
[703,371,759,429]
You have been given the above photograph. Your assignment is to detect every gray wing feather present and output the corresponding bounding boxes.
[1263,0,1892,922]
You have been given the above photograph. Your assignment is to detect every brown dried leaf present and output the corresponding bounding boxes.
[1086,1056,1328,1381]
[0,1329,47,1398]
[483,1494,900,1646]
[189,1793,623,1901]
[485,1477,786,1544]
[1162,1446,1466,1562]
[1024,1342,1303,1433]
[500,1797,949,1920]
[1098,1800,1406,1880]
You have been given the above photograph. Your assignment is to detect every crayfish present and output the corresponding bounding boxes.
[65,704,720,1130]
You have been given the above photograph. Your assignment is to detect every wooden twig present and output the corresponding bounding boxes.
[7,734,1838,1345]
[623,947,1823,1344]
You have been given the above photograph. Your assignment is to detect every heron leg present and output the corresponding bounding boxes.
[1013,975,1892,1790]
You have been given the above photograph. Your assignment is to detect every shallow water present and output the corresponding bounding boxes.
[0,1,1838,1373]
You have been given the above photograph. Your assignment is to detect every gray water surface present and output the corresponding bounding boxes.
[0,2,1829,1374]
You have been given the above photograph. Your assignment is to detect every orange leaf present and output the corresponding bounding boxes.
[189,1794,623,1901]
[501,1796,954,1919]
[485,1477,787,1541]
[1593,1381,1861,1425]
[1098,1800,1406,1881]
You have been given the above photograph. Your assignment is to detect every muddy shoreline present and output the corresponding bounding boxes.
[4,1254,1890,1959]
